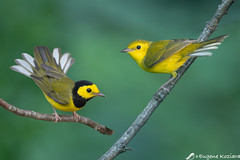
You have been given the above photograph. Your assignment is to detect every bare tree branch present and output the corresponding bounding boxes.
[0,98,113,135]
[99,0,235,159]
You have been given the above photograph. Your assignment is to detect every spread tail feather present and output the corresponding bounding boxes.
[191,35,228,57]
[190,51,212,57]
[10,65,32,78]
[51,48,75,74]
[10,53,35,78]
[10,46,75,78]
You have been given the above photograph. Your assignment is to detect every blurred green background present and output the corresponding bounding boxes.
[0,0,239,159]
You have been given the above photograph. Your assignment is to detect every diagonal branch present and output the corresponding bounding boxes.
[0,98,113,135]
[99,0,235,159]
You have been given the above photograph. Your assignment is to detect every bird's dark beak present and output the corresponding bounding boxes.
[94,92,106,97]
[121,48,133,53]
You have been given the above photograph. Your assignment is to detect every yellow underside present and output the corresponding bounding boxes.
[141,54,190,75]
[43,93,82,112]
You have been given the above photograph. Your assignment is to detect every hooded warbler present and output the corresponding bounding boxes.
[11,46,105,123]
[121,35,228,77]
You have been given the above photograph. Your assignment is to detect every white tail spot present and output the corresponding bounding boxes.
[53,48,60,65]
[60,53,70,70]
[15,59,33,73]
[22,53,35,67]
[10,65,32,78]
[190,51,213,57]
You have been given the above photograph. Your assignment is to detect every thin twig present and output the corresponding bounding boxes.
[0,98,113,135]
[99,0,235,159]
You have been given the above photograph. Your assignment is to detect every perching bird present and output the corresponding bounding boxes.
[121,35,228,78]
[11,46,105,123]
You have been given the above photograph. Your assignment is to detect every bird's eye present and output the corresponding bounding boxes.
[136,45,141,50]
[87,88,91,93]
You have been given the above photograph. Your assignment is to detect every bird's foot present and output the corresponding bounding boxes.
[52,106,61,123]
[54,113,61,123]
[73,111,81,121]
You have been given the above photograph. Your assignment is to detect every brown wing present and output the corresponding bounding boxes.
[144,39,195,68]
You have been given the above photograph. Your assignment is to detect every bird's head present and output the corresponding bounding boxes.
[72,80,105,108]
[121,40,152,64]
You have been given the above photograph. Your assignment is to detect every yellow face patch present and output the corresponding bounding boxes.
[77,84,100,99]
[126,40,152,65]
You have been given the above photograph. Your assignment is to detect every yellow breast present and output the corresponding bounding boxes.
[141,53,190,74]
[43,93,82,112]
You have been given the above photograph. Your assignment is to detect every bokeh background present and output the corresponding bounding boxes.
[0,0,239,159]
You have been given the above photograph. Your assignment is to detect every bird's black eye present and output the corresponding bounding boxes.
[87,88,91,93]
[136,45,141,50]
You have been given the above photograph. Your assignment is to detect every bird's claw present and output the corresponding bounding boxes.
[54,113,61,123]
[73,111,81,121]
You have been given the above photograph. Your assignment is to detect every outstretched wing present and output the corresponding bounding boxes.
[144,39,194,68]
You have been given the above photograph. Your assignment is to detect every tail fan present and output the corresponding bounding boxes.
[10,53,35,78]
[10,46,75,78]
[190,35,228,57]
[52,48,75,74]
